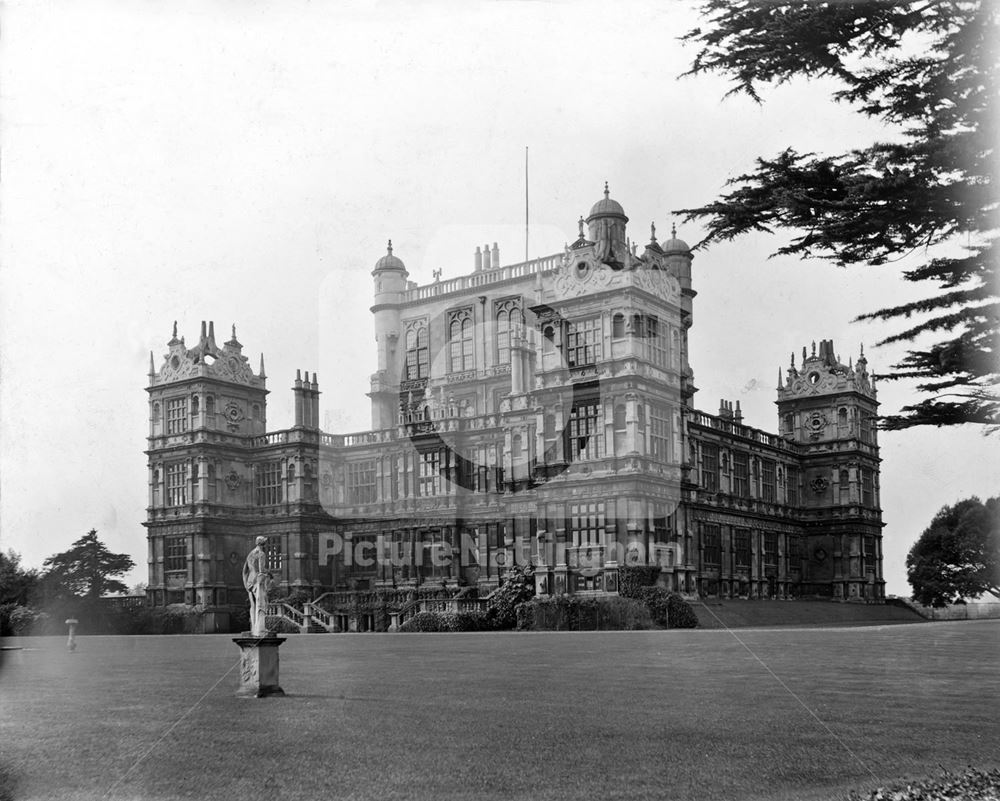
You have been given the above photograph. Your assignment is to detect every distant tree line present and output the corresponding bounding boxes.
[0,529,135,636]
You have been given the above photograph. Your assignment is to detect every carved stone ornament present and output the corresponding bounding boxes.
[225,471,242,491]
[224,401,245,423]
[321,471,334,489]
[809,476,829,494]
[806,412,827,431]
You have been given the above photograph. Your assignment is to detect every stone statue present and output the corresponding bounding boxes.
[242,536,271,636]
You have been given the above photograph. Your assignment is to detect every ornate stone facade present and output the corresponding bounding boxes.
[144,187,884,630]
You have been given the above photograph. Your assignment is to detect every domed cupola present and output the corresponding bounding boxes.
[661,222,691,255]
[585,183,629,263]
[586,182,628,224]
[373,239,407,275]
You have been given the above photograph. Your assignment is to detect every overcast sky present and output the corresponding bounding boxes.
[2,0,996,596]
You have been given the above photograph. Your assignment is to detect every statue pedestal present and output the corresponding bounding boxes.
[232,635,286,697]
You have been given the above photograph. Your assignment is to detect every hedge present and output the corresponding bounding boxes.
[515,596,653,631]
[398,611,491,632]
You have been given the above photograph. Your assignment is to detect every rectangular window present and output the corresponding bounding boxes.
[565,317,602,367]
[761,459,776,503]
[650,408,670,463]
[255,461,283,506]
[786,465,799,506]
[860,414,873,444]
[861,468,874,507]
[165,536,187,571]
[644,316,668,367]
[764,533,778,566]
[701,443,719,491]
[703,524,721,566]
[165,463,187,506]
[265,535,283,572]
[733,452,749,498]
[346,460,377,504]
[863,535,876,573]
[418,450,442,497]
[166,398,188,435]
[569,501,605,547]
[567,402,604,461]
[734,528,750,567]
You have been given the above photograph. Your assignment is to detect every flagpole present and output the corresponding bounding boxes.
[525,146,529,264]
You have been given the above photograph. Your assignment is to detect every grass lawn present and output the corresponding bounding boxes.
[1,620,998,801]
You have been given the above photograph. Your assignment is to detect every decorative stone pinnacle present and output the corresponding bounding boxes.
[650,221,657,243]
[578,216,585,237]
[172,321,178,338]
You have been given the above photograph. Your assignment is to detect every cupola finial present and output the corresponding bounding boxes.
[603,181,609,198]
[387,239,393,254]
[671,221,677,239]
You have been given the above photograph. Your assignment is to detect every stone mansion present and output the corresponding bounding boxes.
[144,186,885,630]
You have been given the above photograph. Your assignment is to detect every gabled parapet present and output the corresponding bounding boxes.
[777,339,876,403]
[150,320,266,389]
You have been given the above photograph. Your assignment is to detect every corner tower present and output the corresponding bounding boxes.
[144,321,269,626]
[368,240,409,429]
[777,340,884,600]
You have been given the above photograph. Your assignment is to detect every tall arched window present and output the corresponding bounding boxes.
[613,403,627,431]
[612,313,625,339]
[405,321,429,380]
[495,299,524,366]
[542,325,555,354]
[448,310,474,373]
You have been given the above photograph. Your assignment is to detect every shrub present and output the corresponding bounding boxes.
[619,565,661,597]
[264,615,299,634]
[622,586,698,629]
[398,611,491,632]
[485,565,534,630]
[228,607,251,634]
[517,596,652,631]
[666,592,699,628]
[6,605,46,635]
[635,586,671,627]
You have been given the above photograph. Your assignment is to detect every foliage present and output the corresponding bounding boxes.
[484,564,535,630]
[666,592,700,629]
[397,610,491,632]
[515,596,653,631]
[848,767,1000,801]
[0,550,40,608]
[618,568,698,628]
[229,606,251,634]
[264,615,300,634]
[678,1,998,430]
[618,565,661,597]
[0,604,47,636]
[40,529,135,600]
[907,495,999,606]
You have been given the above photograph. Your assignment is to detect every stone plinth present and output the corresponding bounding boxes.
[232,636,286,697]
